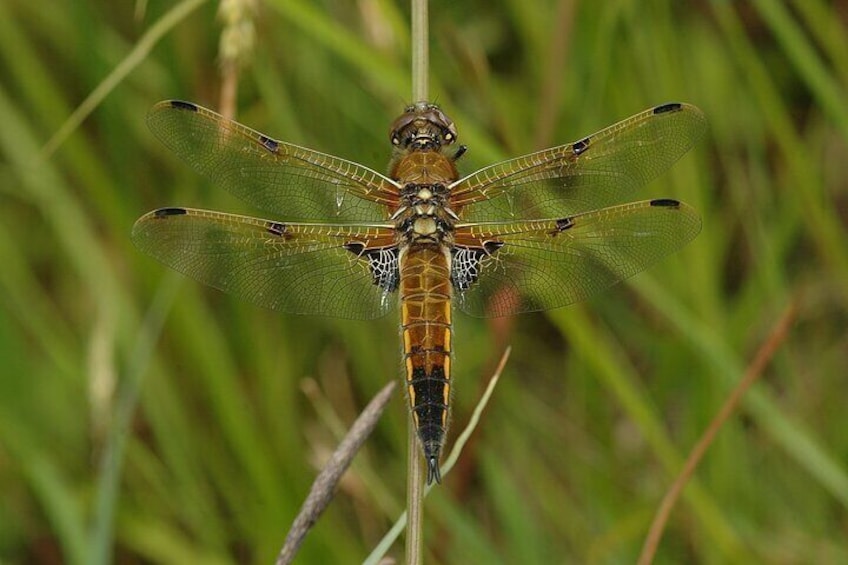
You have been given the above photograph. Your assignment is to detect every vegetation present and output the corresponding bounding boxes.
[1,0,846,562]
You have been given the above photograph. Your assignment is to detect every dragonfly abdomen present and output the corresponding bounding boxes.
[399,245,453,484]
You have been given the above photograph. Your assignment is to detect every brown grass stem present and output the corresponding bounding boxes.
[276,381,397,565]
[638,299,799,564]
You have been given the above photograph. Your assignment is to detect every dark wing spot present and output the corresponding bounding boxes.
[572,137,590,155]
[347,246,399,292]
[483,241,504,254]
[650,198,681,208]
[452,243,502,291]
[169,100,198,112]
[555,217,575,231]
[343,242,365,255]
[653,102,682,115]
[258,135,279,153]
[267,221,288,236]
[153,207,187,218]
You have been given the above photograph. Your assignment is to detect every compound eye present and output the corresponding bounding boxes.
[391,134,400,145]
[444,131,454,142]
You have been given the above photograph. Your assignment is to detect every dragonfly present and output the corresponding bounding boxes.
[133,99,706,484]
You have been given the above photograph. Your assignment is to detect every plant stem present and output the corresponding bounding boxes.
[407,1,429,563]
[406,417,424,565]
[411,0,429,103]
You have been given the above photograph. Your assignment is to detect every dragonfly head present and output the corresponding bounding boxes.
[390,102,457,151]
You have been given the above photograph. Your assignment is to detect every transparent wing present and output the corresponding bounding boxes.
[452,199,701,317]
[147,101,401,222]
[450,103,706,222]
[132,207,398,320]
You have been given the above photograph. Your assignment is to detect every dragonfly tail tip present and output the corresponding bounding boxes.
[426,456,442,485]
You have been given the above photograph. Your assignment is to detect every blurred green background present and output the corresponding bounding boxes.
[1,0,846,563]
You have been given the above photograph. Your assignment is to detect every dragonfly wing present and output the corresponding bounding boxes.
[450,103,706,222]
[132,207,398,320]
[147,101,401,222]
[452,199,701,317]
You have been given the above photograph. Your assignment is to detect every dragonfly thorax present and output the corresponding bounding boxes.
[400,181,449,206]
[413,216,438,236]
[392,187,456,246]
[416,186,434,201]
[396,204,455,241]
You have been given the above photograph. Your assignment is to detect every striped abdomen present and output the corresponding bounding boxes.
[400,244,452,484]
